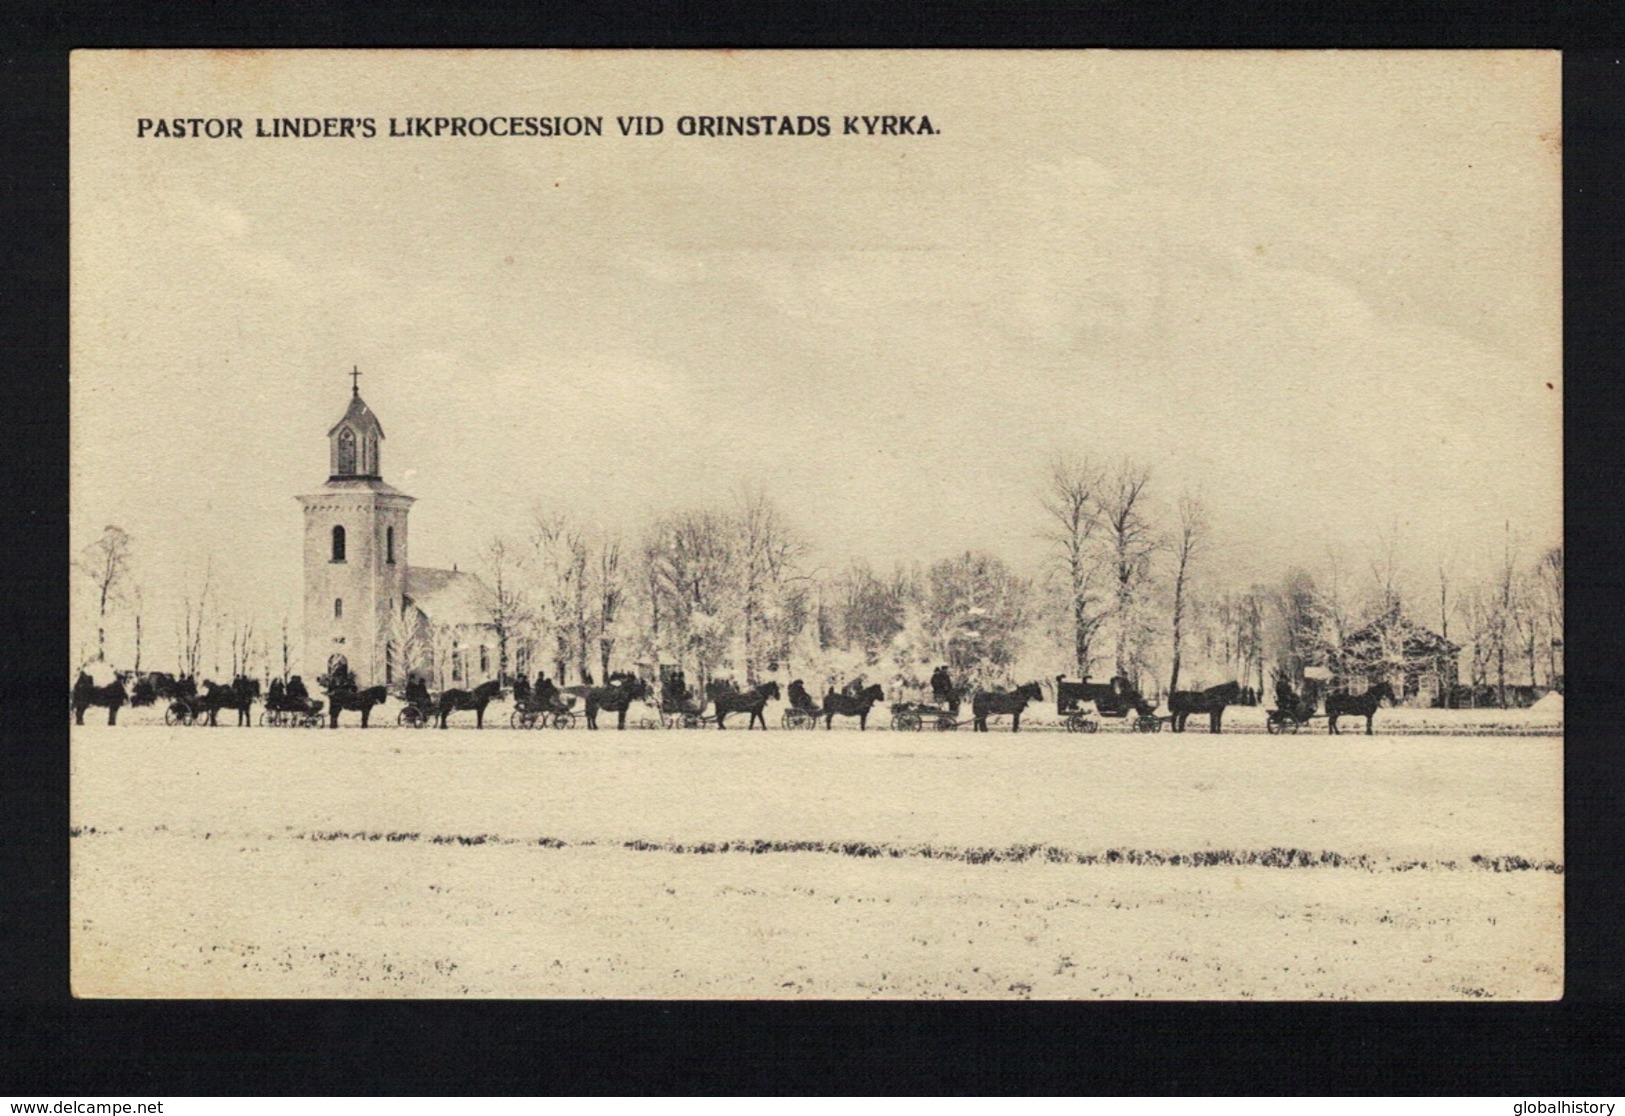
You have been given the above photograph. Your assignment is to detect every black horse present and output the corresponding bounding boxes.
[71,671,128,725]
[195,676,261,726]
[584,675,652,730]
[971,681,1046,732]
[708,680,781,730]
[1168,680,1243,733]
[1326,681,1397,735]
[435,679,504,729]
[325,684,390,728]
[822,683,885,730]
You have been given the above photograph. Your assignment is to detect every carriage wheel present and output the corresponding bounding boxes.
[398,706,424,729]
[1134,716,1158,734]
[510,709,535,731]
[552,711,576,730]
[1266,717,1282,735]
[164,702,193,727]
[1281,719,1299,735]
[783,710,797,730]
[681,711,701,729]
[1078,717,1100,734]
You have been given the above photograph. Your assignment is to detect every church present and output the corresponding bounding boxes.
[298,377,495,691]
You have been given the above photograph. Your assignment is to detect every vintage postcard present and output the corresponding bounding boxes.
[70,50,1562,998]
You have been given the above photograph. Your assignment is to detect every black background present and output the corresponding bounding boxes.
[5,3,1622,1096]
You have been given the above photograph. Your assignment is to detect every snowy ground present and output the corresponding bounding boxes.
[70,706,1562,999]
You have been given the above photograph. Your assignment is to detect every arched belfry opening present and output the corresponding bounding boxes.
[327,368,385,481]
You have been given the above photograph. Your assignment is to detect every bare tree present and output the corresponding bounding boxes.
[1369,517,1404,617]
[596,535,624,681]
[736,488,805,683]
[77,526,132,662]
[478,535,531,685]
[922,550,1030,684]
[229,613,256,679]
[175,559,214,679]
[647,509,737,685]
[131,584,145,673]
[1099,460,1158,679]
[1039,454,1108,677]
[280,614,292,682]
[1492,524,1520,707]
[1536,545,1563,687]
[381,599,431,690]
[530,512,590,683]
[1167,493,1208,694]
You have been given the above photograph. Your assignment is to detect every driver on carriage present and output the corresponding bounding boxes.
[930,665,961,713]
[404,675,432,710]
[532,672,562,712]
[267,677,287,708]
[511,672,531,706]
[322,661,356,695]
[787,678,818,713]
[283,674,322,716]
[1274,676,1297,712]
[662,669,699,714]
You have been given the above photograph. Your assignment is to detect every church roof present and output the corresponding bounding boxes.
[327,392,386,439]
[404,566,490,629]
[314,477,411,497]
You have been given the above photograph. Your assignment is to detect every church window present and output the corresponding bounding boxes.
[386,526,395,564]
[334,598,343,619]
[331,525,346,562]
[364,436,377,475]
[337,427,356,474]
[480,645,490,674]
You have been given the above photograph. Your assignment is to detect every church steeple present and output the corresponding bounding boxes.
[327,368,385,480]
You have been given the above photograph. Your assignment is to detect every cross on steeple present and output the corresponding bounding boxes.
[350,366,361,396]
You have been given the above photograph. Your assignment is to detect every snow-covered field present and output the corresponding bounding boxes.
[70,707,1563,999]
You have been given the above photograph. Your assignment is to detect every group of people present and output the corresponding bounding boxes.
[266,674,317,713]
[512,671,566,714]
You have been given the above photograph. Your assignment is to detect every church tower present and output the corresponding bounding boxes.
[297,371,413,687]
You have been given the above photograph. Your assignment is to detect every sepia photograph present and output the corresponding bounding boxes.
[69,49,1562,999]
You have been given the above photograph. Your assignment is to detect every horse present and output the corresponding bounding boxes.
[325,684,390,728]
[1325,681,1397,735]
[971,681,1046,732]
[822,683,885,730]
[1168,680,1243,733]
[196,676,261,726]
[584,676,652,730]
[708,680,780,730]
[71,671,129,725]
[435,679,504,729]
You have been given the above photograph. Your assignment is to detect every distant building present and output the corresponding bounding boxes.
[298,377,494,690]
[1331,609,1460,708]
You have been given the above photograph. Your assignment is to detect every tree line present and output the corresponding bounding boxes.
[75,463,1563,707]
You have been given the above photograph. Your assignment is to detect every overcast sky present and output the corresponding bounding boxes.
[71,51,1561,657]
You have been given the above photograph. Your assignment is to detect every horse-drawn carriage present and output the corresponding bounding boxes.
[394,678,504,729]
[510,691,579,730]
[779,679,821,730]
[1055,676,1162,733]
[890,670,966,731]
[163,676,261,727]
[1264,680,1395,735]
[889,701,961,732]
